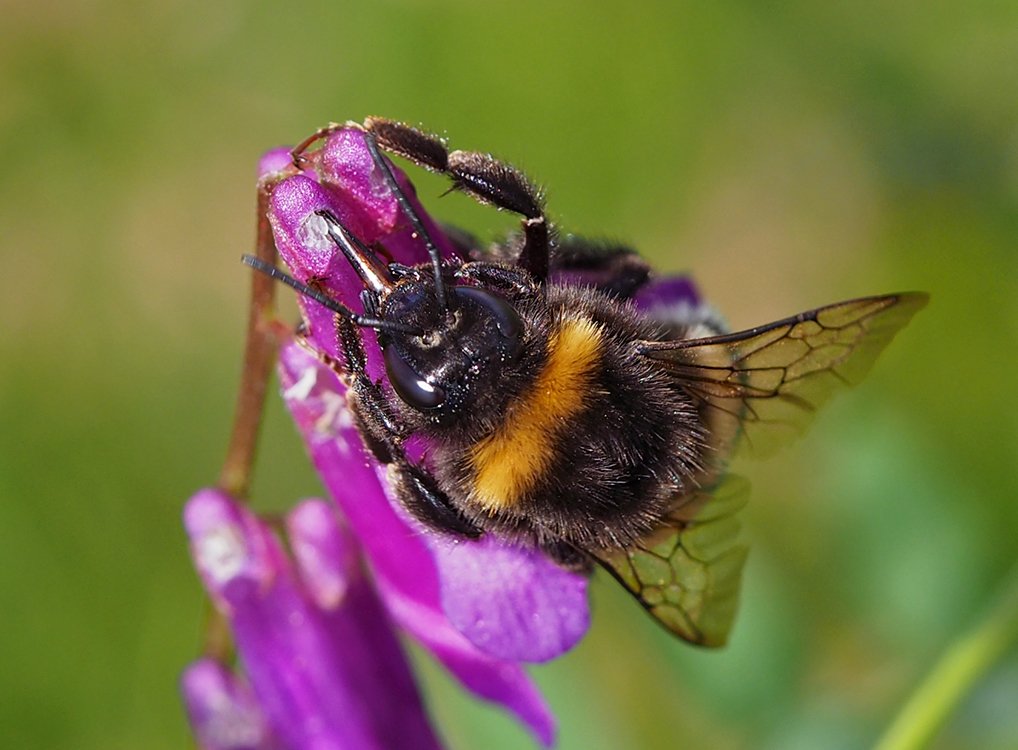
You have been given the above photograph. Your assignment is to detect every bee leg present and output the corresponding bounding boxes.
[456,262,539,296]
[291,325,402,465]
[444,150,549,281]
[335,316,483,539]
[361,117,551,282]
[539,538,594,574]
[289,122,344,168]
[350,383,482,538]
[352,383,483,538]
[550,237,651,300]
[391,461,483,538]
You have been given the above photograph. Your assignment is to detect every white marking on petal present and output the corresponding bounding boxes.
[196,525,248,584]
[315,389,353,443]
[369,161,391,200]
[283,365,318,402]
[204,699,265,749]
[298,212,334,253]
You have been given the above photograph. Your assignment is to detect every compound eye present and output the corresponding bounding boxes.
[453,286,523,343]
[384,346,446,410]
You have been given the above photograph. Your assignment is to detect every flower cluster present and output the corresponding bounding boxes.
[183,493,442,749]
[182,125,707,749]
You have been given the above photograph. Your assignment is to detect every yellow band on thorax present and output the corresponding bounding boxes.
[469,317,603,512]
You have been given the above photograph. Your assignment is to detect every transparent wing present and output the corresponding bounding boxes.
[639,293,928,458]
[593,475,750,647]
[601,293,926,645]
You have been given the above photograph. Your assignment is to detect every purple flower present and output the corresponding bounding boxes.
[181,658,273,750]
[183,491,442,750]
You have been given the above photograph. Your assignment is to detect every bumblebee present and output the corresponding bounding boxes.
[247,118,926,646]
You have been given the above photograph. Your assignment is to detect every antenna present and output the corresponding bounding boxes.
[240,255,423,336]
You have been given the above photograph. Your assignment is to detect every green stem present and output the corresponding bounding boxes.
[875,563,1018,750]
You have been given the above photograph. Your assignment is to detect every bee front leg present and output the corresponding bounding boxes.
[334,318,483,539]
[361,117,551,282]
[389,460,483,539]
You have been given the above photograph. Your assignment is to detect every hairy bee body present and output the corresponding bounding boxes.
[418,275,713,552]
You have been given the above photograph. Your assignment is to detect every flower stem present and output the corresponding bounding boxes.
[875,563,1018,750]
[217,174,285,499]
[207,172,289,662]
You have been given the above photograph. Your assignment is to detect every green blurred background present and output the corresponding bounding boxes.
[2,1,1016,748]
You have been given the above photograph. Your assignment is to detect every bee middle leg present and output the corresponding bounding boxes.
[550,236,651,300]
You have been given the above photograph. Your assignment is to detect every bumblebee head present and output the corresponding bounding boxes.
[304,210,530,418]
[242,210,534,423]
[378,275,526,416]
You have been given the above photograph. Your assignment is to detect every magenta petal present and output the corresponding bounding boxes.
[269,175,366,290]
[287,499,360,610]
[185,490,372,748]
[315,128,461,265]
[316,129,402,245]
[258,147,293,179]
[430,536,589,663]
[265,128,466,379]
[267,174,382,375]
[184,489,439,750]
[374,573,555,748]
[632,274,727,335]
[278,342,557,746]
[181,659,276,750]
[287,500,443,750]
[184,488,281,611]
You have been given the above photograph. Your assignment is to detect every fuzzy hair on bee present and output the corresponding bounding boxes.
[246,118,927,646]
[428,280,711,553]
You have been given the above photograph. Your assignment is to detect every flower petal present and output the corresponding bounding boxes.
[258,147,293,179]
[185,488,281,612]
[287,498,360,611]
[181,659,276,750]
[429,535,589,663]
[287,500,442,750]
[184,489,439,750]
[314,128,461,265]
[632,274,701,310]
[278,342,557,746]
[374,573,556,748]
[633,274,727,335]
[265,127,462,380]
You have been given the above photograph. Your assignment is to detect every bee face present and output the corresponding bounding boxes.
[379,274,529,421]
[259,117,927,648]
